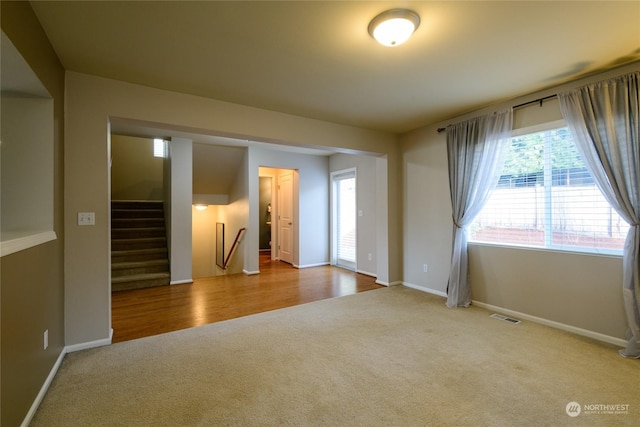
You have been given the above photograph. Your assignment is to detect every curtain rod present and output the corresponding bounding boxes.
[436,94,558,133]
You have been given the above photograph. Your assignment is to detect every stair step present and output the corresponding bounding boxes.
[111,227,166,239]
[112,259,169,269]
[111,248,168,263]
[111,237,167,246]
[110,200,170,291]
[111,272,171,292]
[111,237,167,251]
[111,259,169,277]
[112,200,164,210]
[112,209,164,219]
[112,218,165,228]
[112,272,170,283]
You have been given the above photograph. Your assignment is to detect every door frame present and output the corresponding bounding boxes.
[258,167,298,265]
[277,169,294,264]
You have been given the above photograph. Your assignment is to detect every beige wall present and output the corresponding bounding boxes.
[111,135,163,200]
[167,137,193,283]
[330,153,379,276]
[468,245,625,338]
[1,95,54,235]
[0,2,66,425]
[400,62,639,343]
[246,148,331,272]
[192,204,247,278]
[64,71,399,346]
[224,151,250,275]
[192,205,226,278]
[192,146,248,278]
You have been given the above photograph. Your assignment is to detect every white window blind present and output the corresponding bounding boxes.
[153,139,167,158]
[470,124,629,254]
[332,170,356,269]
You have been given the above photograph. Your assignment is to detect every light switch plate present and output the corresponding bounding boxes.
[78,212,95,226]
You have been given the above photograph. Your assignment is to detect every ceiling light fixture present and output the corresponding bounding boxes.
[368,9,420,47]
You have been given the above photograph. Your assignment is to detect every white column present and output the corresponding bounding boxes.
[169,137,193,284]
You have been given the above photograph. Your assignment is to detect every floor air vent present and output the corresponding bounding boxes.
[490,313,521,324]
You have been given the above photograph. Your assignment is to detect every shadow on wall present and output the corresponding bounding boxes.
[111,135,164,201]
[112,181,163,201]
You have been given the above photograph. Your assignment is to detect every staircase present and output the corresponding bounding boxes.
[111,200,170,292]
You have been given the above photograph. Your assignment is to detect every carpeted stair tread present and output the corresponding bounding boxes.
[112,259,169,270]
[112,227,166,232]
[112,218,165,228]
[110,200,170,291]
[111,248,168,256]
[112,236,166,241]
[111,200,163,208]
[111,272,170,283]
[111,227,167,239]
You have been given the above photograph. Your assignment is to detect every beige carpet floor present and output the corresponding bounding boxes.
[32,286,639,426]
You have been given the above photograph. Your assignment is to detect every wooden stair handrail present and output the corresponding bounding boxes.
[223,227,246,270]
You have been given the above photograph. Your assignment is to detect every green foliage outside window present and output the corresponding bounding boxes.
[502,128,584,178]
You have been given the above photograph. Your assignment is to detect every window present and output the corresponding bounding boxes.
[469,121,629,255]
[153,138,167,158]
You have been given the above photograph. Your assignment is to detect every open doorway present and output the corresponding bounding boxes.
[110,134,170,292]
[277,169,294,264]
[258,176,273,255]
[259,167,297,266]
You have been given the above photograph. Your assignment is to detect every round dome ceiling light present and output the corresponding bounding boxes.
[368,9,420,47]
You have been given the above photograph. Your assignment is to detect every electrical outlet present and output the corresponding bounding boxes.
[423,264,428,273]
[368,253,372,261]
[44,329,49,350]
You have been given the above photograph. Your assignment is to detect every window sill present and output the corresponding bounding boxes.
[468,241,623,259]
[1,230,57,257]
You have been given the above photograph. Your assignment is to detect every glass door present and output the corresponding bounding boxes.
[331,169,356,270]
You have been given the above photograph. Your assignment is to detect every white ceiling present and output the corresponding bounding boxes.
[30,1,640,135]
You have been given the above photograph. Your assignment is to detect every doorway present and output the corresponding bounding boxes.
[277,169,294,264]
[331,168,357,271]
[259,167,297,265]
[258,176,273,254]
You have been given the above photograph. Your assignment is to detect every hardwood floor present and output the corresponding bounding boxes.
[111,254,383,343]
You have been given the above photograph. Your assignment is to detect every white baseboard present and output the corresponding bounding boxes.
[295,262,331,269]
[376,280,403,287]
[243,269,260,275]
[65,329,113,353]
[21,347,66,427]
[170,279,193,285]
[472,300,627,348]
[401,285,625,347]
[21,327,116,426]
[356,269,376,277]
[402,282,448,298]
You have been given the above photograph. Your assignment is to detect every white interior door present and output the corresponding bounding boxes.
[278,170,294,264]
[331,169,356,270]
